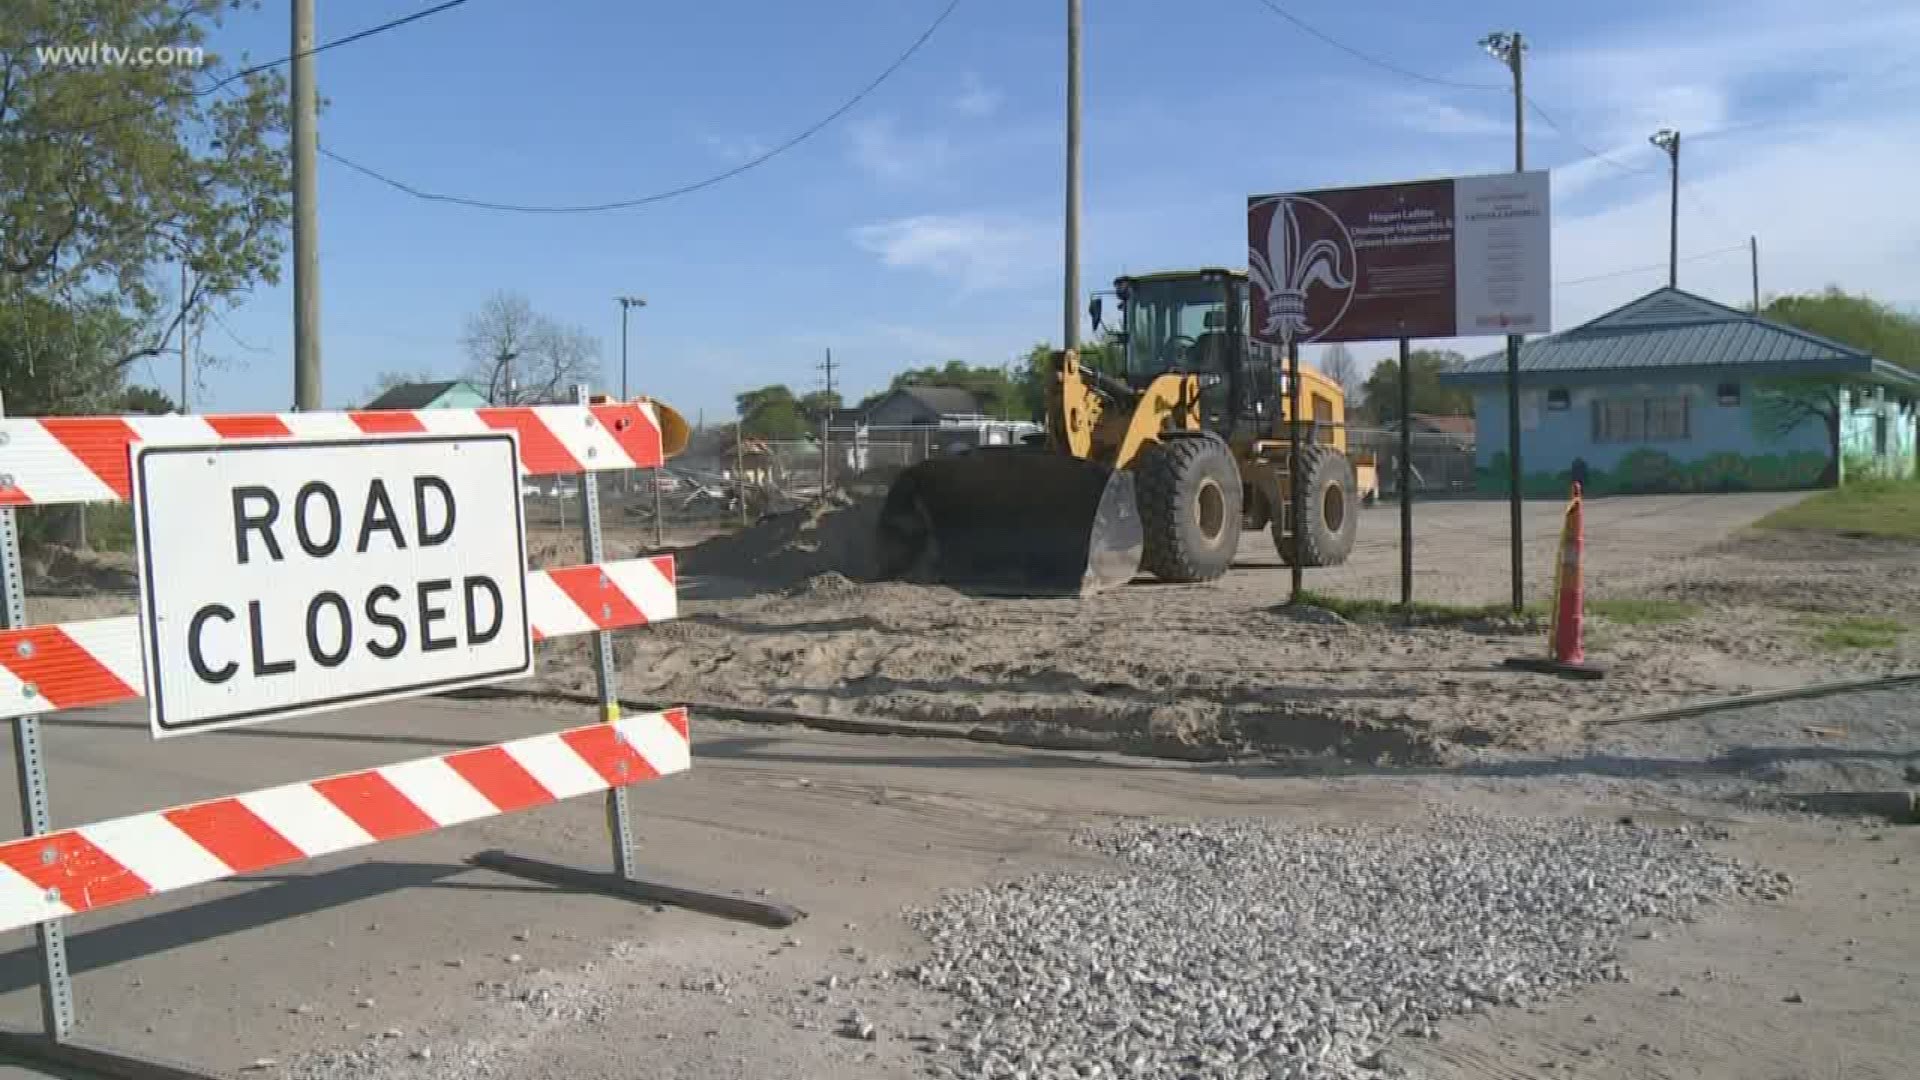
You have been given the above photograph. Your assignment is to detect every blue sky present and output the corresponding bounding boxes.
[158,0,1920,421]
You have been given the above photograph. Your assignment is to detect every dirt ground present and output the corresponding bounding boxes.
[4,492,1918,1079]
[514,492,1920,764]
[24,491,1919,766]
[0,693,1911,1080]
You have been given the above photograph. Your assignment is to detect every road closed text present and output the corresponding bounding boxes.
[134,435,532,736]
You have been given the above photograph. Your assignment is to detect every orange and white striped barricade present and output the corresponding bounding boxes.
[0,386,796,1080]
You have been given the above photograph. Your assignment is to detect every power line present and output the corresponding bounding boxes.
[1523,98,1656,177]
[1243,0,1504,91]
[41,0,481,140]
[321,0,963,213]
[1553,243,1747,288]
[1239,0,1667,181]
[210,0,480,97]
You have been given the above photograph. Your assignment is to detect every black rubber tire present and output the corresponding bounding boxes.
[1272,444,1358,567]
[1136,435,1242,583]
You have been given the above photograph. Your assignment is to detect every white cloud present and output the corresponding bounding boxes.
[698,132,770,163]
[848,116,952,182]
[950,72,1002,118]
[851,214,1051,291]
[1375,92,1507,138]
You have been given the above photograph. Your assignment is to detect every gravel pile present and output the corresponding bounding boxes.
[905,812,1786,1080]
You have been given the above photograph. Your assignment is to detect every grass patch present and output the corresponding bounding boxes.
[1293,591,1545,625]
[1585,598,1700,625]
[1755,477,1920,539]
[1806,615,1907,651]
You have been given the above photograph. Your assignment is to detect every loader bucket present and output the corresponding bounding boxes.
[875,448,1143,597]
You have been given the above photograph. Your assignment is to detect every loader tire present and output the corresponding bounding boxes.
[1273,444,1358,567]
[1137,435,1242,583]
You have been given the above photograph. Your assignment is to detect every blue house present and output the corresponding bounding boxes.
[1439,288,1920,497]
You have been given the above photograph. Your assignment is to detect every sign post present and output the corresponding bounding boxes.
[0,391,77,1046]
[1249,169,1550,607]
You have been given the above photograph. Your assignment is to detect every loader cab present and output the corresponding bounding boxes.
[1108,269,1276,438]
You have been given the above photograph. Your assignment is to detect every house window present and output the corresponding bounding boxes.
[1546,388,1570,411]
[1592,395,1690,443]
[1716,382,1740,406]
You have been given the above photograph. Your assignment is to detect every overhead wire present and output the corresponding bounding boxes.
[1242,0,1504,91]
[38,0,481,141]
[1522,98,1655,177]
[1552,243,1748,288]
[319,0,964,213]
[1239,0,1662,179]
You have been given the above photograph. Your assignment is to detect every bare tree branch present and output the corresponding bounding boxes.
[461,291,603,404]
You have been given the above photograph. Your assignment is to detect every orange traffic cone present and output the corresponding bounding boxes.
[1504,482,1606,680]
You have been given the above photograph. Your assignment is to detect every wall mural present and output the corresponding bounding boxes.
[1476,448,1832,498]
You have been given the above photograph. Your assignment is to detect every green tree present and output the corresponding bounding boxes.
[0,290,135,417]
[1763,287,1920,367]
[2,0,291,388]
[1012,340,1123,420]
[797,389,842,427]
[736,384,808,439]
[1747,288,1920,486]
[1359,349,1472,425]
[119,385,177,414]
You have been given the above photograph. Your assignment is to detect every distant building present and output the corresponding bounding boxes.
[1389,413,1476,445]
[859,385,990,426]
[832,385,1039,476]
[361,380,489,411]
[1440,287,1920,496]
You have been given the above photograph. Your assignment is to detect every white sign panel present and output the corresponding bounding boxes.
[133,433,532,737]
[1452,170,1551,336]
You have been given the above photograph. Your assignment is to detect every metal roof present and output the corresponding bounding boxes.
[1441,288,1918,387]
[362,379,474,410]
[890,385,987,417]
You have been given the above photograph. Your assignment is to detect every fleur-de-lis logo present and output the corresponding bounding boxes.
[1248,196,1354,345]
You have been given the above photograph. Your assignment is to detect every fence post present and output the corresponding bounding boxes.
[574,386,637,880]
[651,467,665,549]
[0,391,78,1044]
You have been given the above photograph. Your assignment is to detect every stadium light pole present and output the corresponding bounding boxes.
[1649,129,1681,288]
[1481,28,1527,613]
[617,296,647,401]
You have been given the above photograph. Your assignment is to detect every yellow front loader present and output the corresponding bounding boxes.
[875,268,1364,596]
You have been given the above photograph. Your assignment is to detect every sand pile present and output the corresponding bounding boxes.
[674,491,885,589]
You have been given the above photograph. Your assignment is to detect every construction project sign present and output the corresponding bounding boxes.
[1248,170,1550,345]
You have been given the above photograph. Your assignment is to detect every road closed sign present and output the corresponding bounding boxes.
[132,433,533,737]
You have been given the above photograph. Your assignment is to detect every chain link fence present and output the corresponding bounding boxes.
[519,420,1046,548]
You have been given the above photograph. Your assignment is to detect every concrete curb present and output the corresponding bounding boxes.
[1784,790,1919,823]
[449,687,1247,764]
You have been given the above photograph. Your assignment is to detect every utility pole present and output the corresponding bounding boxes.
[818,347,837,494]
[1650,129,1681,289]
[1749,235,1761,311]
[1063,0,1082,353]
[1481,29,1527,613]
[291,0,321,410]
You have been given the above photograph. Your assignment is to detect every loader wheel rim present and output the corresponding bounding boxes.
[1196,479,1226,543]
[1322,482,1346,533]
